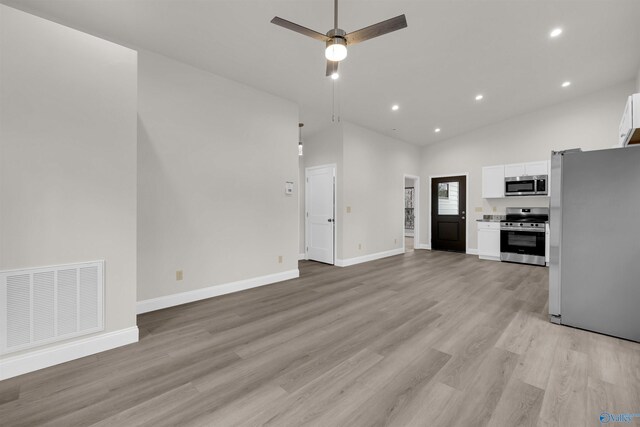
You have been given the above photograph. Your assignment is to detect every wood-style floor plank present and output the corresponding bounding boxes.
[1,250,639,426]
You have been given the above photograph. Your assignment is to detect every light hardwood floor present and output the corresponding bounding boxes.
[1,250,639,426]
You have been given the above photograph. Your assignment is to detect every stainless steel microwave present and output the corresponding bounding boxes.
[504,175,548,196]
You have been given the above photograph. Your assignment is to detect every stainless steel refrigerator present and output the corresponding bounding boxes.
[549,147,640,342]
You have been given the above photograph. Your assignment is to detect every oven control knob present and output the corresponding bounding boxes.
[519,223,523,226]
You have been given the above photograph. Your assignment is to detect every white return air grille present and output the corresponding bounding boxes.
[1,261,104,355]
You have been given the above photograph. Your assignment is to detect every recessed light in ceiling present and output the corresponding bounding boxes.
[550,28,563,38]
[561,81,571,88]
[475,94,484,101]
[392,104,399,111]
[434,128,441,133]
[331,72,339,80]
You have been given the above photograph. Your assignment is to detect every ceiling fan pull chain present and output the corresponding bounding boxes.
[336,78,341,122]
[332,78,335,122]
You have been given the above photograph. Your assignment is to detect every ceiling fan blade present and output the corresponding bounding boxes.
[326,60,339,77]
[271,17,330,42]
[345,14,407,45]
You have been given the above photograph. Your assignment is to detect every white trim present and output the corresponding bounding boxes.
[298,253,306,260]
[305,164,337,265]
[466,248,479,255]
[0,326,138,381]
[136,269,300,314]
[427,173,470,253]
[403,174,420,252]
[418,243,431,250]
[335,248,404,267]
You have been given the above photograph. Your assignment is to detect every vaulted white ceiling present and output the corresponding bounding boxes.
[4,0,640,145]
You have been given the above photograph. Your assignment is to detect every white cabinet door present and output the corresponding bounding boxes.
[482,165,505,198]
[525,161,548,176]
[478,222,501,261]
[504,163,525,178]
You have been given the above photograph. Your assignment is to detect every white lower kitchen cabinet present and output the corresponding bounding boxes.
[477,222,501,261]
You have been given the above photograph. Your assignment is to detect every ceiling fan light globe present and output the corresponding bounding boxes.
[325,42,347,62]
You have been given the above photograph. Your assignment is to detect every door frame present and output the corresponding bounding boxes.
[402,174,420,251]
[428,173,469,253]
[305,164,337,265]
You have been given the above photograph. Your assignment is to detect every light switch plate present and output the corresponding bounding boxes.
[285,181,294,195]
[346,206,352,213]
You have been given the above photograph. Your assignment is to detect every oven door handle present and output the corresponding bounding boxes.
[500,227,545,232]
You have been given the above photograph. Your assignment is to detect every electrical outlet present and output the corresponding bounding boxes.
[493,206,497,212]
[394,238,397,244]
[475,207,483,213]
[278,255,283,264]
[346,206,352,213]
[176,270,183,281]
[358,243,362,250]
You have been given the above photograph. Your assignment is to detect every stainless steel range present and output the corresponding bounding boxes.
[500,207,548,266]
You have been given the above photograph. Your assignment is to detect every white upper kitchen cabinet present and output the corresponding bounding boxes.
[482,165,505,198]
[504,161,548,178]
[504,163,525,177]
[524,160,549,176]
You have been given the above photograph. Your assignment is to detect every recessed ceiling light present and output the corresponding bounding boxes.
[550,28,563,38]
[561,81,571,88]
[475,94,484,101]
[434,128,441,133]
[331,72,339,80]
[391,104,399,111]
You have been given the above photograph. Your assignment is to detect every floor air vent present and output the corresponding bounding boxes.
[1,261,104,355]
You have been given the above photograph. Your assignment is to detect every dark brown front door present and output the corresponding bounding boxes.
[431,175,466,252]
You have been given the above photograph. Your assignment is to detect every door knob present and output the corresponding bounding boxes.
[462,217,465,219]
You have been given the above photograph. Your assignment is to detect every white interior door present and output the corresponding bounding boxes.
[305,165,335,264]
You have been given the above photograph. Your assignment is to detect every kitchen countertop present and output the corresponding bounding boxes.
[476,215,505,222]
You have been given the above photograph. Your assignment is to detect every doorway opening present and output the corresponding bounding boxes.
[430,174,467,253]
[403,175,420,253]
[305,164,336,265]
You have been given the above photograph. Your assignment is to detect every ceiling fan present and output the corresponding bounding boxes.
[271,0,407,78]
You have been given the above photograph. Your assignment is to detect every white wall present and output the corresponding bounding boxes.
[137,51,299,303]
[0,4,138,358]
[301,122,419,262]
[419,80,634,250]
[636,67,640,92]
[341,122,420,260]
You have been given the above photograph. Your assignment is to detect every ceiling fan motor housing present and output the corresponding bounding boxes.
[326,28,347,44]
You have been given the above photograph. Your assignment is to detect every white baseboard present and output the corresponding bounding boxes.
[479,255,500,261]
[298,253,306,260]
[417,243,431,250]
[466,248,479,255]
[335,248,404,267]
[136,269,300,314]
[0,326,139,381]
